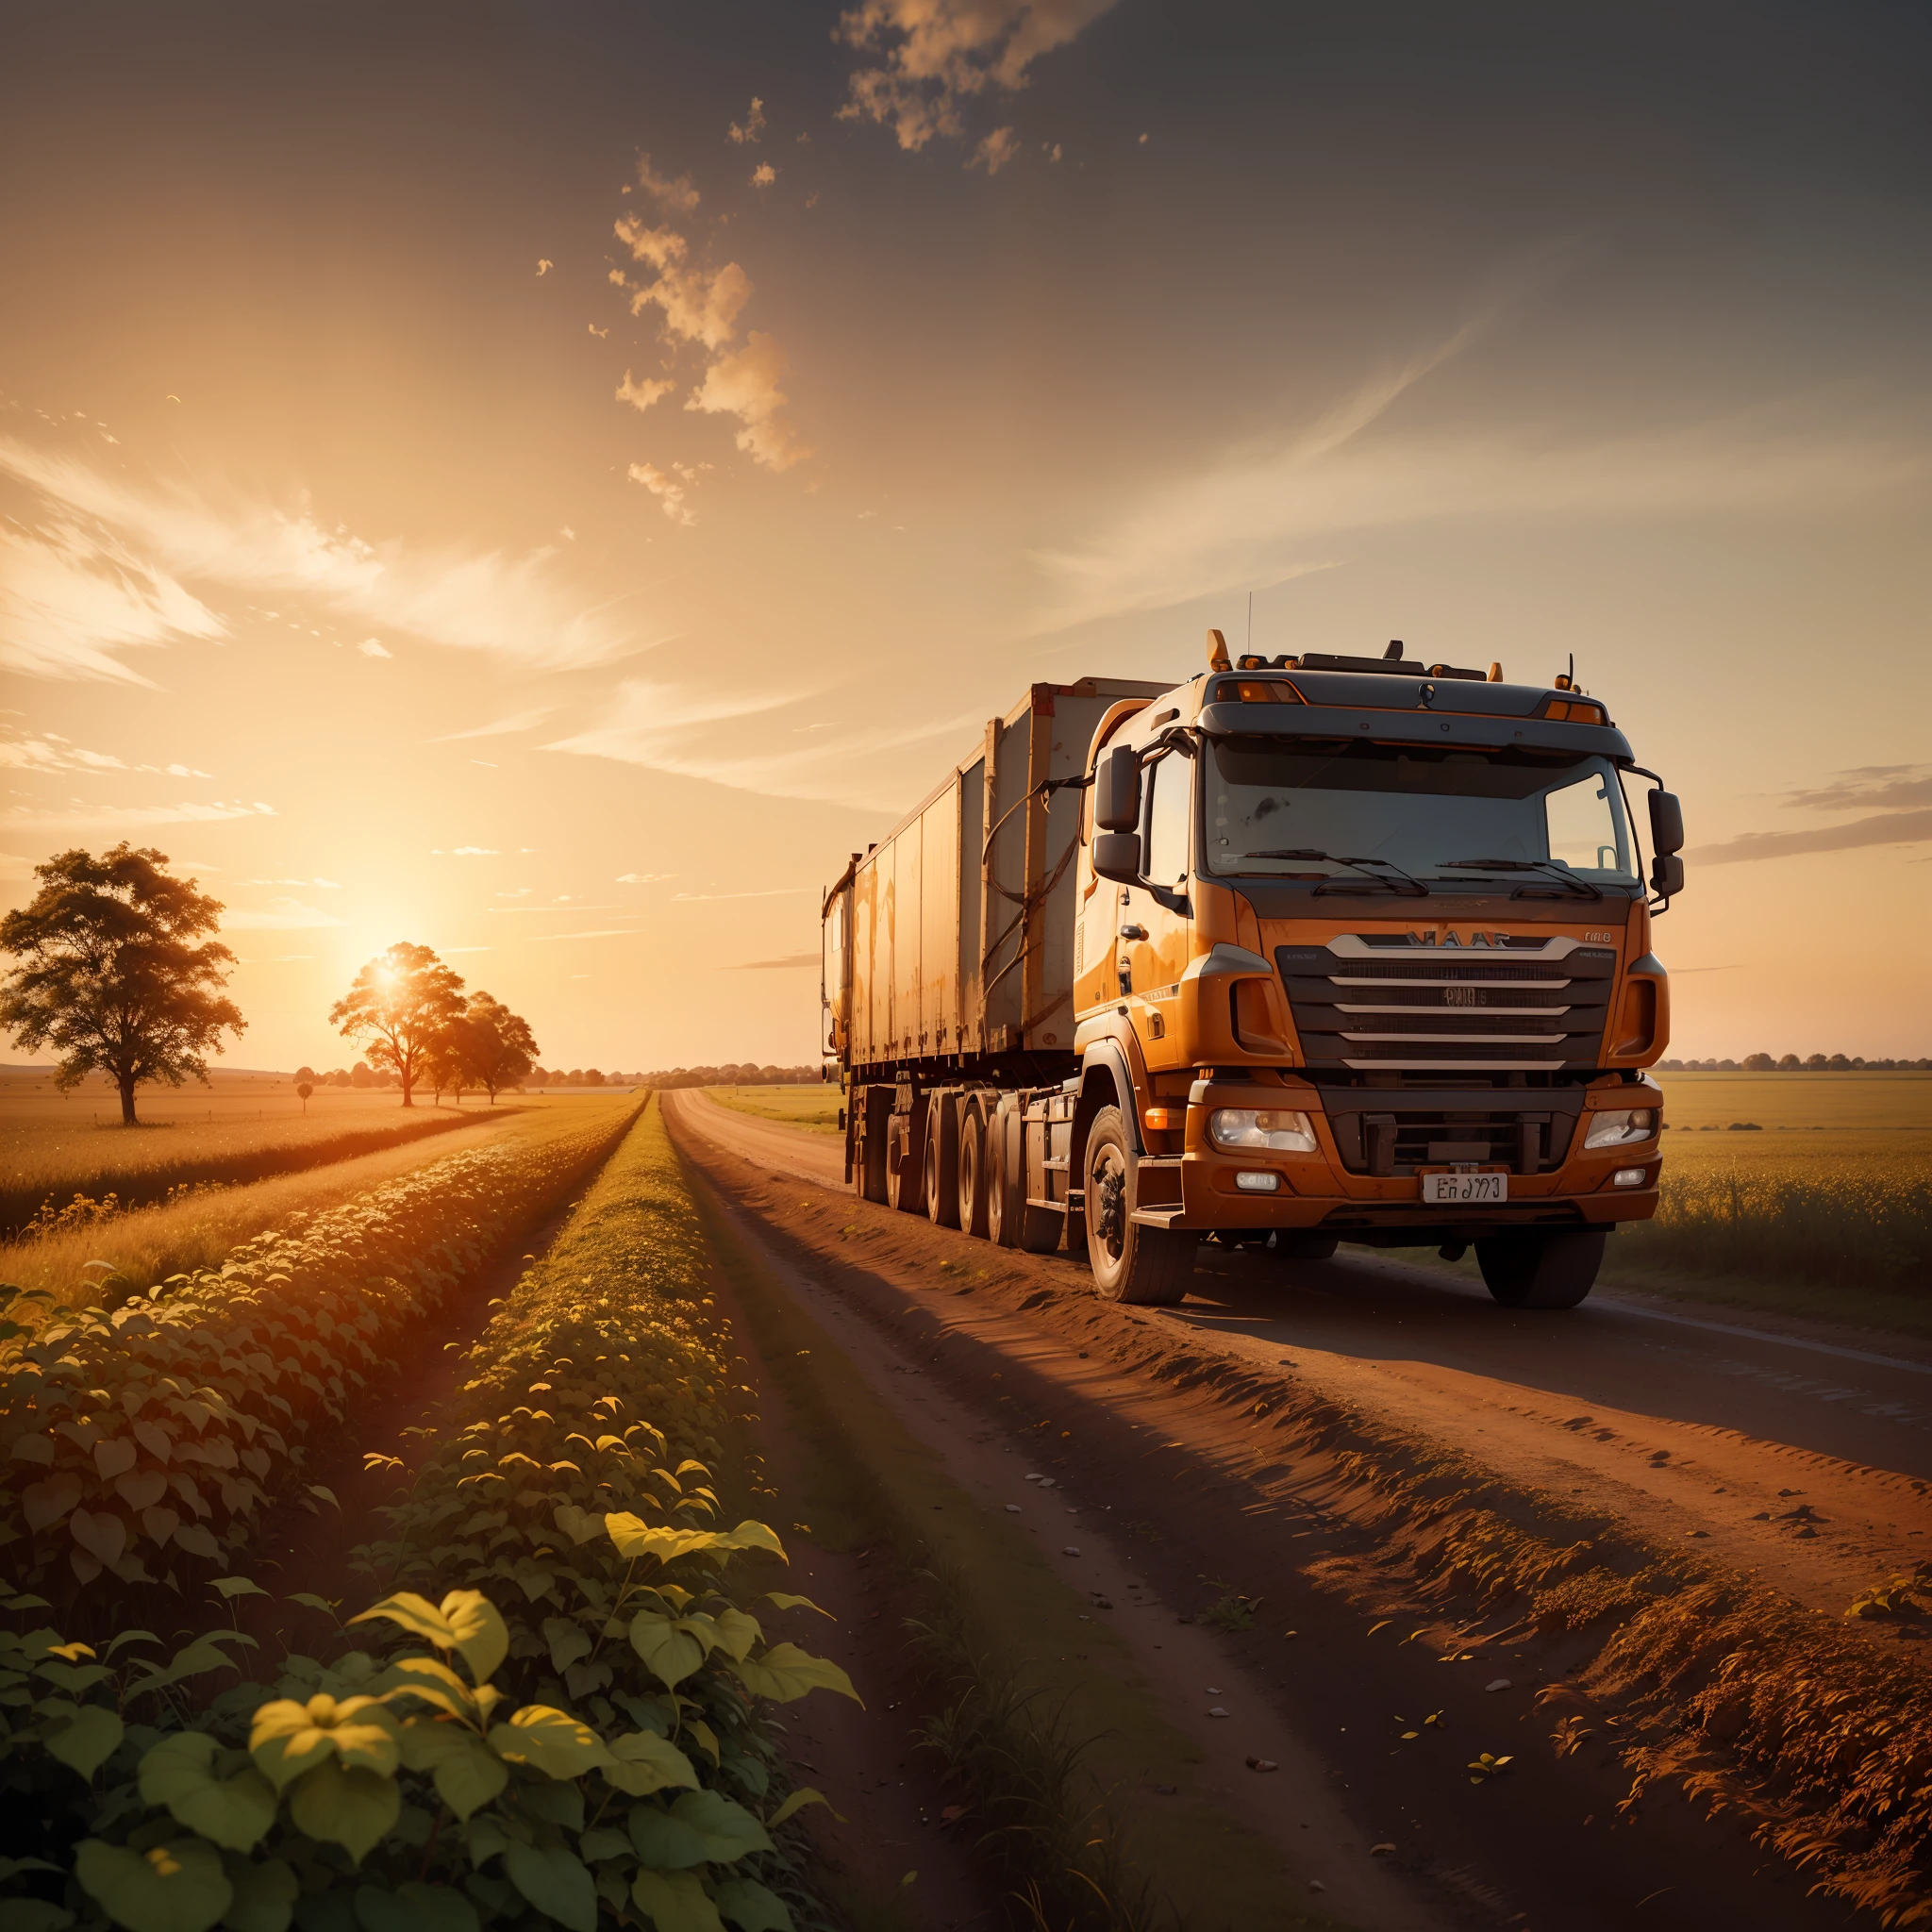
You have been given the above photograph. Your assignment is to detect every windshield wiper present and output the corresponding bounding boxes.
[1241,849,1428,897]
[1440,858,1605,902]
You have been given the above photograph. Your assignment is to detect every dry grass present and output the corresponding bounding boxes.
[1653,1069,1932,1132]
[0,1080,511,1238]
[706,1082,842,1133]
[0,1097,635,1311]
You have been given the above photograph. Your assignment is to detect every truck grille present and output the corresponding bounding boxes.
[1325,1108,1579,1176]
[1277,936,1617,1072]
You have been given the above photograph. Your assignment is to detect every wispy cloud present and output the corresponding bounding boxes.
[617,371,676,414]
[222,895,346,930]
[728,98,766,145]
[0,435,633,677]
[727,952,818,968]
[685,334,810,472]
[0,798,277,829]
[1028,372,1926,631]
[1690,766,1932,864]
[838,0,1119,153]
[0,736,125,774]
[427,708,558,742]
[628,462,698,525]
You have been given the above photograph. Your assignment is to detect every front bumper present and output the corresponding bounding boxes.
[1158,1077,1661,1240]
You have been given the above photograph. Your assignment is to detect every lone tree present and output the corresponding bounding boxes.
[0,844,245,1125]
[449,991,539,1103]
[328,942,465,1108]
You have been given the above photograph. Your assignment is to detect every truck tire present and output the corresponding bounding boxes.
[886,1110,926,1215]
[988,1108,1023,1248]
[856,1087,891,1204]
[1083,1105,1195,1304]
[924,1095,960,1228]
[958,1103,991,1238]
[1475,1230,1605,1309]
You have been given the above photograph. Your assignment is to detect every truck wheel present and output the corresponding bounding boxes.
[988,1108,1022,1248]
[886,1112,926,1215]
[958,1104,991,1238]
[1475,1230,1606,1309]
[1084,1105,1195,1304]
[924,1095,960,1228]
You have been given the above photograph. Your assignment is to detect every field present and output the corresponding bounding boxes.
[706,1081,841,1133]
[0,1097,858,1930]
[0,1073,510,1240]
[1651,1068,1932,1133]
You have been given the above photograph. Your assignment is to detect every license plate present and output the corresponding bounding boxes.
[1421,1171,1508,1204]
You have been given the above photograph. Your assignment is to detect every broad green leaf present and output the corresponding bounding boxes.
[719,1521,786,1561]
[209,1578,268,1601]
[769,1789,831,1829]
[577,1827,631,1861]
[374,1657,477,1723]
[602,1730,697,1798]
[487,1705,613,1779]
[542,1617,592,1674]
[352,1884,477,1932]
[712,1880,794,1932]
[250,1695,400,1791]
[625,1806,708,1870]
[553,1504,605,1546]
[628,1612,708,1690]
[436,1591,508,1686]
[42,1702,124,1779]
[75,1838,231,1932]
[286,1594,337,1617]
[709,1608,761,1663]
[138,1733,276,1850]
[684,1719,720,1768]
[604,1517,764,1567]
[759,1594,831,1619]
[288,1759,402,1864]
[502,1842,596,1932]
[631,1870,724,1932]
[728,1644,861,1707]
[348,1592,453,1651]
[397,1720,508,1821]
[669,1789,773,1863]
[0,1902,74,1932]
[219,1859,297,1932]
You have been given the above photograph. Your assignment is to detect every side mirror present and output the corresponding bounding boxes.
[1092,831,1142,884]
[1650,853,1685,899]
[1093,744,1141,833]
[1648,790,1684,857]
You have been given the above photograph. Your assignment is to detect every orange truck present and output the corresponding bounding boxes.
[821,632,1682,1310]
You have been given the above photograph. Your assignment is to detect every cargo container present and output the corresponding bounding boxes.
[822,636,1682,1311]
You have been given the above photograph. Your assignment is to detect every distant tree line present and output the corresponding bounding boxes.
[636,1063,823,1090]
[1658,1055,1932,1072]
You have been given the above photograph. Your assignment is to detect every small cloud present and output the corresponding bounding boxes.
[589,322,609,338]
[1138,132,1149,144]
[727,952,818,970]
[498,887,531,897]
[805,190,820,208]
[968,126,1020,175]
[635,152,700,215]
[436,845,500,856]
[559,525,576,541]
[728,97,767,144]
[536,258,553,276]
[672,887,811,903]
[428,707,557,741]
[616,872,675,884]
[617,371,676,414]
[628,460,696,525]
[472,759,498,768]
[358,639,391,658]
[685,331,810,472]
[615,218,752,350]
[750,162,777,188]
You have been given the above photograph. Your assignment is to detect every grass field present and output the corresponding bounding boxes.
[707,1081,841,1133]
[0,1077,515,1239]
[1652,1069,1932,1133]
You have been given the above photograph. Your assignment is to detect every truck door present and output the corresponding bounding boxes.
[1124,747,1192,1071]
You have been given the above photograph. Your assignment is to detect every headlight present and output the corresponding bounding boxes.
[1585,1107,1657,1149]
[1209,1108,1317,1153]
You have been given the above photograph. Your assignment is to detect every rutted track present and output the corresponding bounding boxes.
[669,1087,1932,1930]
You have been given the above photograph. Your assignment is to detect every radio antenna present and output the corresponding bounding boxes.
[1246,591,1253,656]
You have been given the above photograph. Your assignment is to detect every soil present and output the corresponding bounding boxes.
[665,1088,1894,1932]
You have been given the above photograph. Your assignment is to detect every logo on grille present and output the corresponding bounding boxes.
[1443,986,1483,1007]
[1407,929,1508,947]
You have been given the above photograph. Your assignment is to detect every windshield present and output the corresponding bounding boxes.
[1204,737,1640,885]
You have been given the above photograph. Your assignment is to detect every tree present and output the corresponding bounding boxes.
[445,992,539,1103]
[296,1080,313,1114]
[1742,1053,1775,1072]
[328,942,465,1108]
[0,844,244,1126]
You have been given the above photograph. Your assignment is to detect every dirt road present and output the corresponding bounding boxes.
[670,1088,1932,1929]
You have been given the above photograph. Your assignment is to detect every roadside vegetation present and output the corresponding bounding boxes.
[0,1100,858,1931]
[704,1086,841,1135]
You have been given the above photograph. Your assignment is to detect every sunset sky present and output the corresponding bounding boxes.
[3,1,1928,1072]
